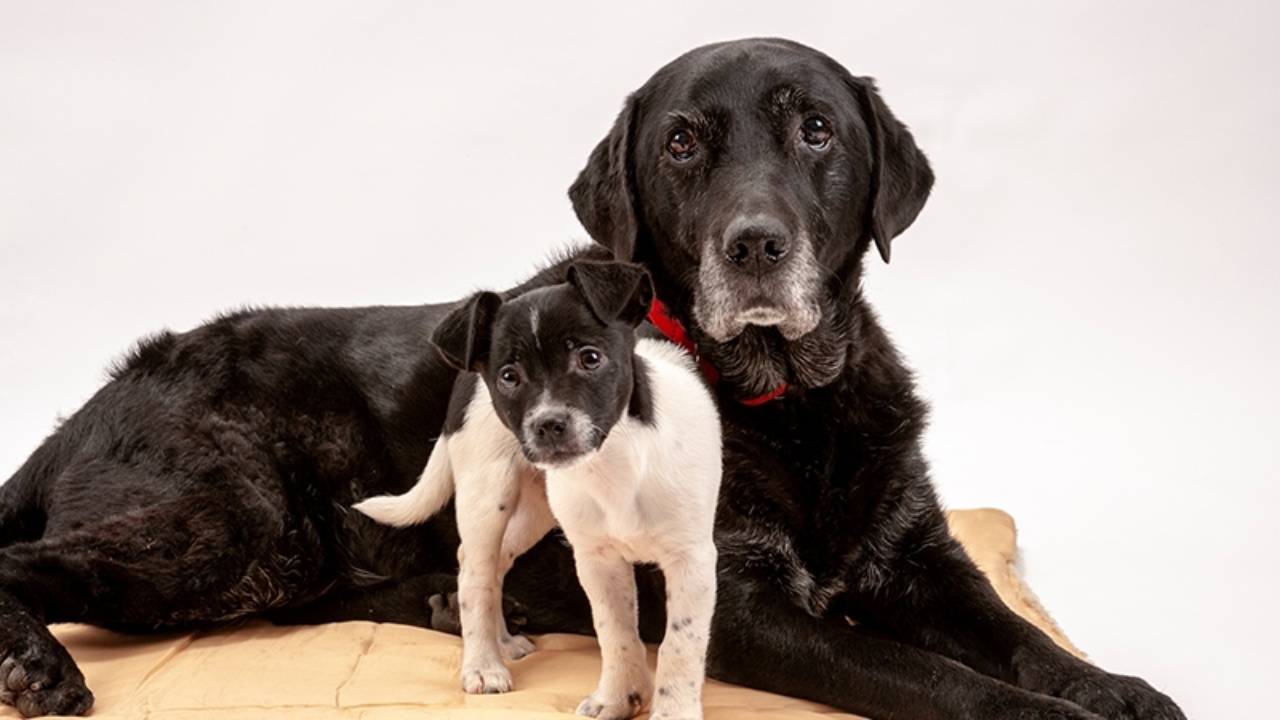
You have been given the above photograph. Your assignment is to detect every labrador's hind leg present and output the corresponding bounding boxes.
[0,478,291,717]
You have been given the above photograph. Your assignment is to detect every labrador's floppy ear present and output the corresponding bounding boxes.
[565,261,654,328]
[430,291,504,372]
[848,76,934,264]
[568,95,639,262]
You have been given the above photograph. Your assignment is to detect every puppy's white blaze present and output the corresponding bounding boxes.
[529,307,541,351]
[353,381,521,528]
[520,389,555,460]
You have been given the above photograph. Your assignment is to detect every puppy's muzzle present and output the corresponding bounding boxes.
[522,409,596,469]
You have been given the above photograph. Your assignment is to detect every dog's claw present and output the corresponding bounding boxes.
[461,665,515,694]
[575,690,649,720]
[0,648,94,718]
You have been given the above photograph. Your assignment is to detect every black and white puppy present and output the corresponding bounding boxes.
[0,39,1184,720]
[357,261,721,720]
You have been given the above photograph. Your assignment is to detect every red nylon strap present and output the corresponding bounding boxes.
[647,297,719,386]
[736,381,789,406]
[647,297,788,406]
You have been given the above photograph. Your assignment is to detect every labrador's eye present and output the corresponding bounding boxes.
[800,116,832,149]
[577,348,604,370]
[667,129,696,161]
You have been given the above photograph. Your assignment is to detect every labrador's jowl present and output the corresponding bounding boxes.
[0,38,1182,720]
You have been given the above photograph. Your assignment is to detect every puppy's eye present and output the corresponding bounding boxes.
[800,116,832,149]
[498,366,520,390]
[666,129,696,161]
[577,348,604,371]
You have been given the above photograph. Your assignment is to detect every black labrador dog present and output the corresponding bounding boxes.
[0,38,1182,720]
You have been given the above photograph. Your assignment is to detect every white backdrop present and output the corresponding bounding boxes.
[2,3,1276,718]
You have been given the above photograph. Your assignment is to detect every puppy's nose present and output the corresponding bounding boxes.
[533,413,568,440]
[723,215,790,269]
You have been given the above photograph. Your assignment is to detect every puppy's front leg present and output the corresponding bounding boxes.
[492,469,555,662]
[454,463,522,694]
[651,544,716,720]
[571,543,652,720]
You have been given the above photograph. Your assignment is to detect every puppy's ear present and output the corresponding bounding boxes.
[848,76,934,264]
[430,291,503,372]
[566,261,654,328]
[569,95,638,262]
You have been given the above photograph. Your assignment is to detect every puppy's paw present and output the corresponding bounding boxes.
[499,632,535,660]
[575,689,649,720]
[0,644,94,718]
[1057,671,1185,720]
[461,663,514,694]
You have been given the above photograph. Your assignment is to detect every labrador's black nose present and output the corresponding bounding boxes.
[723,214,791,270]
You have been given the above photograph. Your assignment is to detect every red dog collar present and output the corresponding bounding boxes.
[647,297,788,406]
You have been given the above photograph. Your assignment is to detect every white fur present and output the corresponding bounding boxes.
[521,388,597,469]
[354,338,721,719]
[694,229,822,342]
[355,386,551,693]
[553,339,721,720]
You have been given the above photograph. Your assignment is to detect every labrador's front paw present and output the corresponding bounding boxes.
[1057,671,1185,720]
[0,640,94,718]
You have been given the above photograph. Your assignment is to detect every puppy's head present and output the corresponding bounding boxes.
[432,261,654,470]
[569,38,933,395]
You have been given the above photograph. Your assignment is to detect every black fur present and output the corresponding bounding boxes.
[442,373,480,436]
[0,37,1184,720]
[0,253,607,717]
[563,38,1185,720]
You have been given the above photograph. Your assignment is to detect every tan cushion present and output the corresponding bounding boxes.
[31,509,1080,719]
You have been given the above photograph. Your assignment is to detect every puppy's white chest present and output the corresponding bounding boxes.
[547,460,658,562]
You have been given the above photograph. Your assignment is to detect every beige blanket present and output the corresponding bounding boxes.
[21,509,1081,719]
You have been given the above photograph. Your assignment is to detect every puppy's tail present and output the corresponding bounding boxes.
[354,437,456,527]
